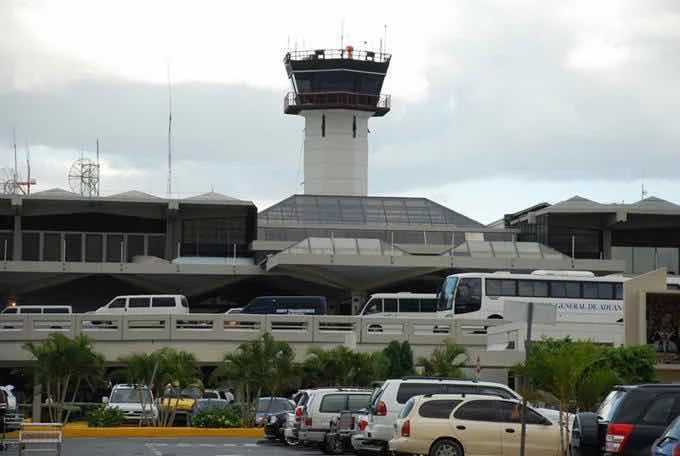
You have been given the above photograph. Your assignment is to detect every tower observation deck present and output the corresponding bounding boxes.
[283,47,392,196]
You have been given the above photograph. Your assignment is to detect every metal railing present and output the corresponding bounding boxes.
[284,49,391,64]
[0,314,500,346]
[284,91,391,112]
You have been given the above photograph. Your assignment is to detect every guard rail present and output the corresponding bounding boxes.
[0,314,502,346]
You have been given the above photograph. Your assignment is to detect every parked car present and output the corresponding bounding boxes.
[298,388,372,450]
[265,408,296,442]
[1,305,72,314]
[352,377,522,454]
[651,415,680,456]
[1,305,72,329]
[189,398,231,426]
[91,295,190,315]
[255,397,295,426]
[103,384,157,424]
[389,394,559,456]
[284,389,320,446]
[324,406,370,454]
[239,296,327,315]
[160,386,201,424]
[571,384,680,456]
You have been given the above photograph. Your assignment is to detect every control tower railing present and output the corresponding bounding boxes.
[284,48,391,64]
[284,91,391,116]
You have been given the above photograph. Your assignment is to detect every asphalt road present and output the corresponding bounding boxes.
[58,438,321,456]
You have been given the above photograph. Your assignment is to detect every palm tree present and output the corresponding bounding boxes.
[213,333,296,425]
[117,350,166,426]
[417,339,468,378]
[23,333,104,423]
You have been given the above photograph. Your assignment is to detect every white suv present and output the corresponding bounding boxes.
[352,378,521,454]
[103,384,158,423]
[298,388,372,445]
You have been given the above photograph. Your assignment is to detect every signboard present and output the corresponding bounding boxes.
[503,300,557,325]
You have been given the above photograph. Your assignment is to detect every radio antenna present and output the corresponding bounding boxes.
[96,138,101,196]
[166,63,173,199]
[25,140,31,195]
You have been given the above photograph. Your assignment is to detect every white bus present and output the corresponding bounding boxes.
[436,270,626,323]
[359,292,438,317]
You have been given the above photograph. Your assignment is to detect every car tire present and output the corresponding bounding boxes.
[322,434,344,454]
[429,439,464,456]
[570,412,600,456]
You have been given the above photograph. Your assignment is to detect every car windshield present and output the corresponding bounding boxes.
[256,398,294,413]
[165,387,200,399]
[597,390,626,421]
[110,388,152,404]
[664,416,680,439]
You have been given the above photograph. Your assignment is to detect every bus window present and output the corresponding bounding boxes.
[362,298,382,315]
[615,283,623,299]
[384,298,398,313]
[454,278,482,314]
[438,277,458,311]
[420,298,436,312]
[487,279,517,297]
[399,298,419,312]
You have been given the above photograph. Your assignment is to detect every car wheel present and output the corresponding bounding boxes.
[283,434,299,447]
[322,434,344,454]
[570,412,600,456]
[429,439,464,456]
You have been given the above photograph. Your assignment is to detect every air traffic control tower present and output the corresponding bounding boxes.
[284,46,391,196]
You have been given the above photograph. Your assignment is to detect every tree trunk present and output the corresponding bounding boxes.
[63,378,81,424]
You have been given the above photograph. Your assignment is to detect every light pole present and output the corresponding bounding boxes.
[519,301,534,456]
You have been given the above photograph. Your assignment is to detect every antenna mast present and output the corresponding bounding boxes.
[166,63,173,199]
[340,19,344,48]
[96,138,101,196]
[25,141,31,195]
[12,129,18,188]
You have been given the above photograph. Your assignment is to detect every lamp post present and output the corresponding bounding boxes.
[519,302,534,456]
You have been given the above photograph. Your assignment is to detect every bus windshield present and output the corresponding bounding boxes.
[437,277,458,311]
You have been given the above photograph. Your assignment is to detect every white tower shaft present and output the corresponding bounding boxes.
[303,110,370,196]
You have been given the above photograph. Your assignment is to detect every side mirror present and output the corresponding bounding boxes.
[102,396,109,404]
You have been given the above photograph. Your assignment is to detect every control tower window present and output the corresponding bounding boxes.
[352,116,357,138]
[322,115,326,137]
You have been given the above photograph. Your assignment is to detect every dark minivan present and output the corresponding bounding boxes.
[240,296,327,315]
[571,384,680,456]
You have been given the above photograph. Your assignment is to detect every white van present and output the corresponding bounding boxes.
[92,295,189,315]
[0,305,72,314]
[359,293,438,317]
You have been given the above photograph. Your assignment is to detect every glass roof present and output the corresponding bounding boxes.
[259,195,483,227]
[447,241,568,259]
[281,237,407,256]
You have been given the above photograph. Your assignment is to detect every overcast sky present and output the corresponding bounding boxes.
[1,0,679,223]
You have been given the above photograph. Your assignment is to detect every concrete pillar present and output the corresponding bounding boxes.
[32,382,41,423]
[351,291,366,315]
[164,202,180,260]
[12,214,21,261]
[602,229,612,259]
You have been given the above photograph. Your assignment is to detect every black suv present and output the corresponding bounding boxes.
[571,384,680,456]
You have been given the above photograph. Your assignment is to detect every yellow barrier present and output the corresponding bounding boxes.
[7,423,264,439]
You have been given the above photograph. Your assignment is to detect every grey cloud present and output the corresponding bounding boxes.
[368,0,680,192]
[1,0,679,203]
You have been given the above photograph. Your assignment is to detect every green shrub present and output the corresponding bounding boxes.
[86,406,126,427]
[191,407,241,428]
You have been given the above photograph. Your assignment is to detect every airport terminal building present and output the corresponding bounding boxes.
[1,47,676,314]
[0,189,626,314]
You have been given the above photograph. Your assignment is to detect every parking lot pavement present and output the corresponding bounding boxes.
[62,437,315,456]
